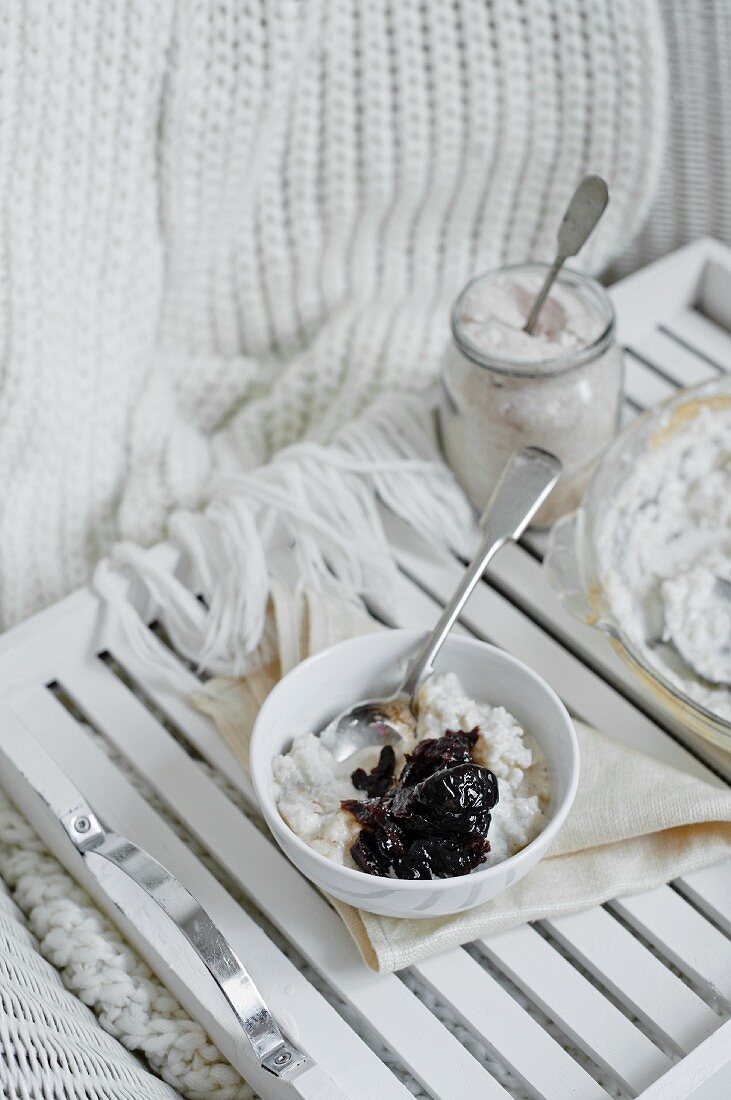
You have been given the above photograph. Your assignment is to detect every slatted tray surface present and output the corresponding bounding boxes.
[1,239,731,1099]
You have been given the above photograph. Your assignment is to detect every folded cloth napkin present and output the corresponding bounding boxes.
[193,581,731,973]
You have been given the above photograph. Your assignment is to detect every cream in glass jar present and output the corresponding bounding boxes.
[439,263,623,526]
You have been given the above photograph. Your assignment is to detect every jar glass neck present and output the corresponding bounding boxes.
[450,263,616,379]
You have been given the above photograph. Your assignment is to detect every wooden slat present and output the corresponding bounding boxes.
[54,656,510,1100]
[103,649,257,808]
[6,688,409,1100]
[544,907,720,1055]
[624,352,676,408]
[662,307,731,373]
[0,543,179,689]
[609,238,713,346]
[627,329,719,387]
[416,950,610,1100]
[0,586,100,687]
[675,861,731,937]
[696,257,731,334]
[478,925,671,1093]
[636,1020,731,1100]
[610,887,731,1010]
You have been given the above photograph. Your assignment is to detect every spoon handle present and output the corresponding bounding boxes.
[523,257,563,335]
[400,447,561,699]
[523,175,609,335]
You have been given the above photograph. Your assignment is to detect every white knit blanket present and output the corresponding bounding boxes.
[0,0,668,629]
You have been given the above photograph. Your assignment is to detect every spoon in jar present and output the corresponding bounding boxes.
[318,446,562,763]
[660,566,731,686]
[523,175,609,335]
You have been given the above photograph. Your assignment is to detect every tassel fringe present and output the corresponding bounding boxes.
[94,392,477,682]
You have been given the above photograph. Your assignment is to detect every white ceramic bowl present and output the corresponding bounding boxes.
[250,630,579,918]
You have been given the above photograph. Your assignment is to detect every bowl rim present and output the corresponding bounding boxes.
[250,629,580,892]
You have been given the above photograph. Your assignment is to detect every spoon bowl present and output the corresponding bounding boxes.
[318,696,415,763]
[661,568,731,686]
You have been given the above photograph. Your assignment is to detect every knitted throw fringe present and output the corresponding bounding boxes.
[94,393,477,686]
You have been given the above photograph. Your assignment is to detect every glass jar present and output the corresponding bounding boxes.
[439,262,623,527]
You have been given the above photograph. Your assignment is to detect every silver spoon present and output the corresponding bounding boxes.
[523,175,609,335]
[318,447,562,763]
[661,570,731,686]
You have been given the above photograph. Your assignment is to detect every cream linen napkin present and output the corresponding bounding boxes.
[193,581,731,973]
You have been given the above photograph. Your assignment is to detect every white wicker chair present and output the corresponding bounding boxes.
[0,879,180,1100]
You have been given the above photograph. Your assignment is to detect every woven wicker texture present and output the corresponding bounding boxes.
[0,876,181,1099]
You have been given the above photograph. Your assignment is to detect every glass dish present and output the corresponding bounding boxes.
[544,376,731,752]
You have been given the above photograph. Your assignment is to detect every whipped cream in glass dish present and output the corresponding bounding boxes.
[440,263,623,526]
[272,672,549,880]
[544,378,731,750]
[596,399,731,721]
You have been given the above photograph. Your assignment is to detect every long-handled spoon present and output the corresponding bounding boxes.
[660,567,731,686]
[523,175,609,335]
[318,447,562,763]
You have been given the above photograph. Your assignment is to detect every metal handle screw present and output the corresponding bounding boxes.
[73,816,91,833]
[274,1051,292,1067]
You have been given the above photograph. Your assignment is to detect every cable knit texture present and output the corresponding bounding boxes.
[0,0,667,628]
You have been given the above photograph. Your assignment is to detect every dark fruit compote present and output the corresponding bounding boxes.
[341,728,499,880]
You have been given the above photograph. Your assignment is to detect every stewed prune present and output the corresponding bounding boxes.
[399,727,479,787]
[350,744,396,796]
[396,835,491,879]
[343,729,499,880]
[390,763,498,836]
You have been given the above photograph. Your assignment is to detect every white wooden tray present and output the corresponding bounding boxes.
[0,239,730,1099]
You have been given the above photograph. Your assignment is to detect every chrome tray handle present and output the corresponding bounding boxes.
[59,804,308,1080]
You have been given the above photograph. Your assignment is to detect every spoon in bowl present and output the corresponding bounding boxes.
[318,446,562,763]
[660,566,731,686]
